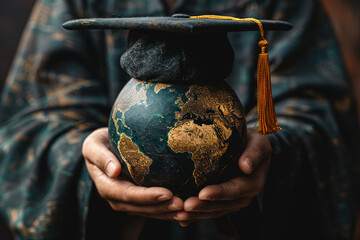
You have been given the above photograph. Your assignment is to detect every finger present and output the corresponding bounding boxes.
[238,129,271,174]
[135,211,180,221]
[198,160,270,202]
[184,211,231,220]
[183,197,251,213]
[179,222,190,227]
[109,196,183,214]
[178,220,197,227]
[176,210,232,222]
[198,177,252,201]
[82,128,121,178]
[87,164,175,204]
[136,206,191,221]
[105,178,175,204]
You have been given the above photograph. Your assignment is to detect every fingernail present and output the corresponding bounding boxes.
[106,161,116,177]
[186,206,196,211]
[157,195,171,201]
[180,222,189,227]
[244,158,254,173]
[199,192,213,200]
[168,202,181,211]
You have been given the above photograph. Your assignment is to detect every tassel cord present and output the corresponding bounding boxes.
[190,15,281,134]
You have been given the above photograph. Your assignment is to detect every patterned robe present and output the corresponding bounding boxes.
[0,0,359,239]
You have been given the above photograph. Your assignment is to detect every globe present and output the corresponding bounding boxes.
[108,78,247,198]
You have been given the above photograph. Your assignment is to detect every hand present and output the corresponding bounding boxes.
[82,127,183,221]
[177,128,272,227]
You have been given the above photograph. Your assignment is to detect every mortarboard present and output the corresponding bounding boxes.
[64,14,292,135]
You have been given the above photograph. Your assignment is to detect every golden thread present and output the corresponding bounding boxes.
[190,15,281,134]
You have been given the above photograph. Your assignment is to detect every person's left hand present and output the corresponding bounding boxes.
[175,128,272,227]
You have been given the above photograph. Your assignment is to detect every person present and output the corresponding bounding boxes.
[0,0,359,239]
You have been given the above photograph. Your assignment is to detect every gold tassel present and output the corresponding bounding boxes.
[190,15,281,134]
[257,40,281,134]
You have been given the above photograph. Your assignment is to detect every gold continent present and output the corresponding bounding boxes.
[112,79,148,120]
[168,119,229,186]
[118,133,153,184]
[111,79,171,185]
[154,82,171,93]
[168,85,245,187]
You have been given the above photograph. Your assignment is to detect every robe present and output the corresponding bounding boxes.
[0,0,359,239]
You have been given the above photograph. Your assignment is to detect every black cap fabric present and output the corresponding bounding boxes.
[63,15,292,83]
[120,30,234,83]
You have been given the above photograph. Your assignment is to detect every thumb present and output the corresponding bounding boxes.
[238,129,271,175]
[82,128,122,178]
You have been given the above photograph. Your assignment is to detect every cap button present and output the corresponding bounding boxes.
[172,13,190,18]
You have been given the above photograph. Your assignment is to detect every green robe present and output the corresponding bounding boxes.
[0,0,359,239]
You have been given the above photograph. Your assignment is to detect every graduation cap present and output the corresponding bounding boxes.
[63,14,292,134]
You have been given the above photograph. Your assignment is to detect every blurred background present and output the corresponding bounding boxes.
[0,0,359,122]
[0,0,36,91]
[0,0,359,239]
[320,0,360,127]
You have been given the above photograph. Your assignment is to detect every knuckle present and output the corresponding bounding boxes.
[93,149,109,170]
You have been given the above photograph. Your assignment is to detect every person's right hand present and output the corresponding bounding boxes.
[82,127,184,221]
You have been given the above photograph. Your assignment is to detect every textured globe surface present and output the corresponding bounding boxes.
[109,78,247,197]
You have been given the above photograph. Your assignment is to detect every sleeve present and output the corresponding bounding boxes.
[259,0,358,238]
[0,0,109,239]
[227,0,359,238]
